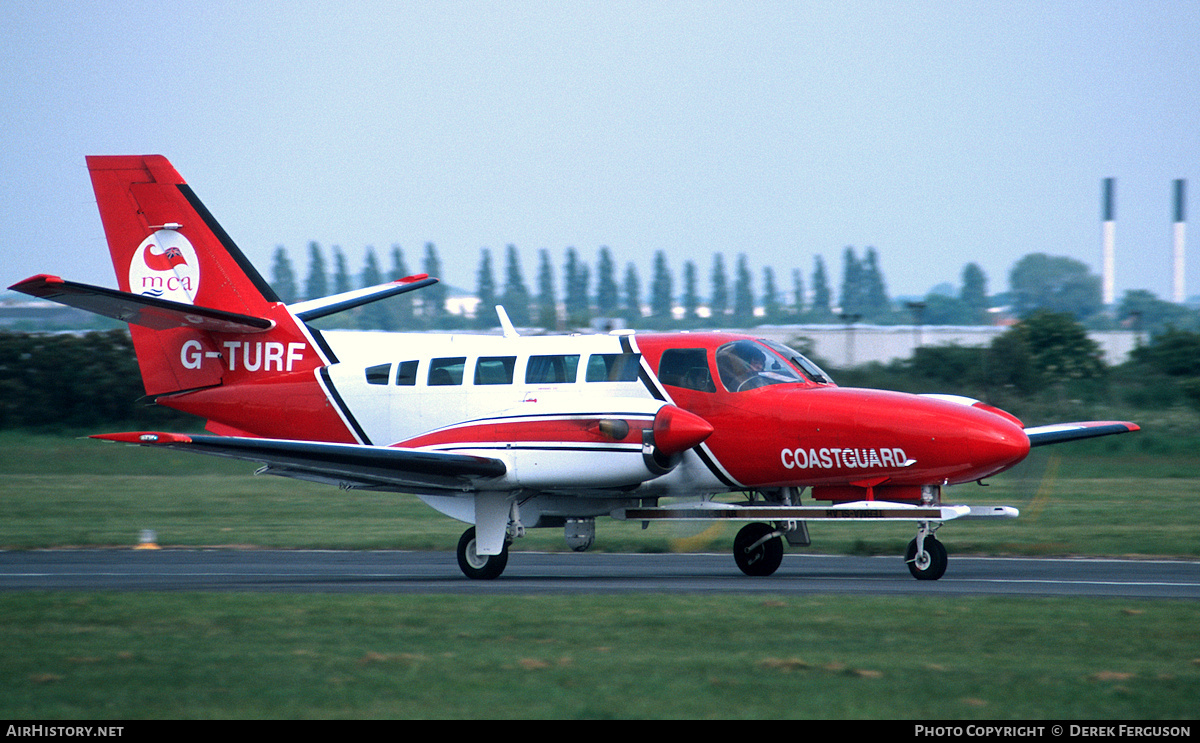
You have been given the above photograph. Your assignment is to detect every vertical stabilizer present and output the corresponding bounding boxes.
[88,155,279,313]
[85,156,324,399]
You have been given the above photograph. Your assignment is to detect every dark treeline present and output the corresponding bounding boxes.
[270,241,1200,334]
[0,330,193,430]
[4,317,1199,431]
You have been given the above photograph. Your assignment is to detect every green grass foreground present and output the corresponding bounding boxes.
[2,592,1198,719]
[2,430,1199,719]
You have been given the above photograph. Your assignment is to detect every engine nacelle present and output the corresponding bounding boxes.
[407,398,713,491]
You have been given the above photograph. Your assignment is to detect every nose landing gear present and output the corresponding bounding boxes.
[905,522,948,580]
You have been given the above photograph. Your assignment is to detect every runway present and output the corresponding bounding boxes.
[3,549,1199,599]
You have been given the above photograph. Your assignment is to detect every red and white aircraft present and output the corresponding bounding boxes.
[12,155,1139,580]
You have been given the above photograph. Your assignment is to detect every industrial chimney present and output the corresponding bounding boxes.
[1173,179,1186,303]
[1102,178,1115,306]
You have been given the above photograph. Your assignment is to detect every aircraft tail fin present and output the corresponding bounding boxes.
[80,156,316,396]
[88,155,278,312]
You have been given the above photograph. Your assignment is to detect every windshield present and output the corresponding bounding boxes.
[759,339,834,385]
[716,340,807,392]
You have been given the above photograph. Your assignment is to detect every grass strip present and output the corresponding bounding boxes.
[2,592,1198,719]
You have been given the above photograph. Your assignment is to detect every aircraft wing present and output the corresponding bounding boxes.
[1024,421,1140,447]
[9,275,273,333]
[92,432,507,491]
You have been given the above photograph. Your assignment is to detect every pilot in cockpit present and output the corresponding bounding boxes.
[717,341,769,392]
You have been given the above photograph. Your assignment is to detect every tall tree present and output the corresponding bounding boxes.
[536,249,558,330]
[359,247,389,329]
[650,251,674,323]
[839,246,865,317]
[710,253,729,323]
[474,248,497,329]
[595,247,619,317]
[792,268,805,316]
[304,242,327,301]
[564,248,591,326]
[862,247,890,319]
[622,263,642,325]
[733,254,754,324]
[271,246,297,304]
[761,266,780,322]
[501,244,531,326]
[332,246,352,294]
[574,263,590,325]
[422,243,447,326]
[960,262,989,324]
[682,261,699,323]
[811,255,832,319]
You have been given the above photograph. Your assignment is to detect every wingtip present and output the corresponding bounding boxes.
[8,274,64,293]
[91,432,194,445]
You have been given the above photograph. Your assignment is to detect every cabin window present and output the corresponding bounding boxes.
[365,363,392,385]
[657,348,715,392]
[585,353,641,382]
[395,360,419,386]
[475,356,516,385]
[525,354,579,384]
[428,357,466,386]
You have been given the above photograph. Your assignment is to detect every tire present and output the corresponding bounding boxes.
[905,536,948,581]
[457,527,509,580]
[733,522,784,577]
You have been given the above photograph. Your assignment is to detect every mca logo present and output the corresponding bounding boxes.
[129,229,200,303]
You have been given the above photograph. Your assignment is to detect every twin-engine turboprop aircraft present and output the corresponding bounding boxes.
[12,155,1139,580]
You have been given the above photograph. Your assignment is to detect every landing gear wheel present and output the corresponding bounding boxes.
[905,536,948,581]
[733,522,784,577]
[457,526,510,580]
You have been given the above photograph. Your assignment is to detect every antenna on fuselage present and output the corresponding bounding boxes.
[496,305,519,338]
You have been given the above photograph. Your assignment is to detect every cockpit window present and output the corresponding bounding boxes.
[760,339,834,385]
[715,340,807,392]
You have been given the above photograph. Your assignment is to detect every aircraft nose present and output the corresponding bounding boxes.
[967,414,1030,475]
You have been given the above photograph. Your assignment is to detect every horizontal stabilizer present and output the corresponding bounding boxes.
[9,275,274,333]
[1024,421,1140,447]
[289,275,437,322]
[92,431,507,491]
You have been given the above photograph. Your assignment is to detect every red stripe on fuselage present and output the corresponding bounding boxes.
[398,415,653,449]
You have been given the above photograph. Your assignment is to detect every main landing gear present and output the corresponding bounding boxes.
[456,526,510,580]
[733,522,785,577]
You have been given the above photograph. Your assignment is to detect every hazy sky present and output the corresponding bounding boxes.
[3,1,1199,305]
